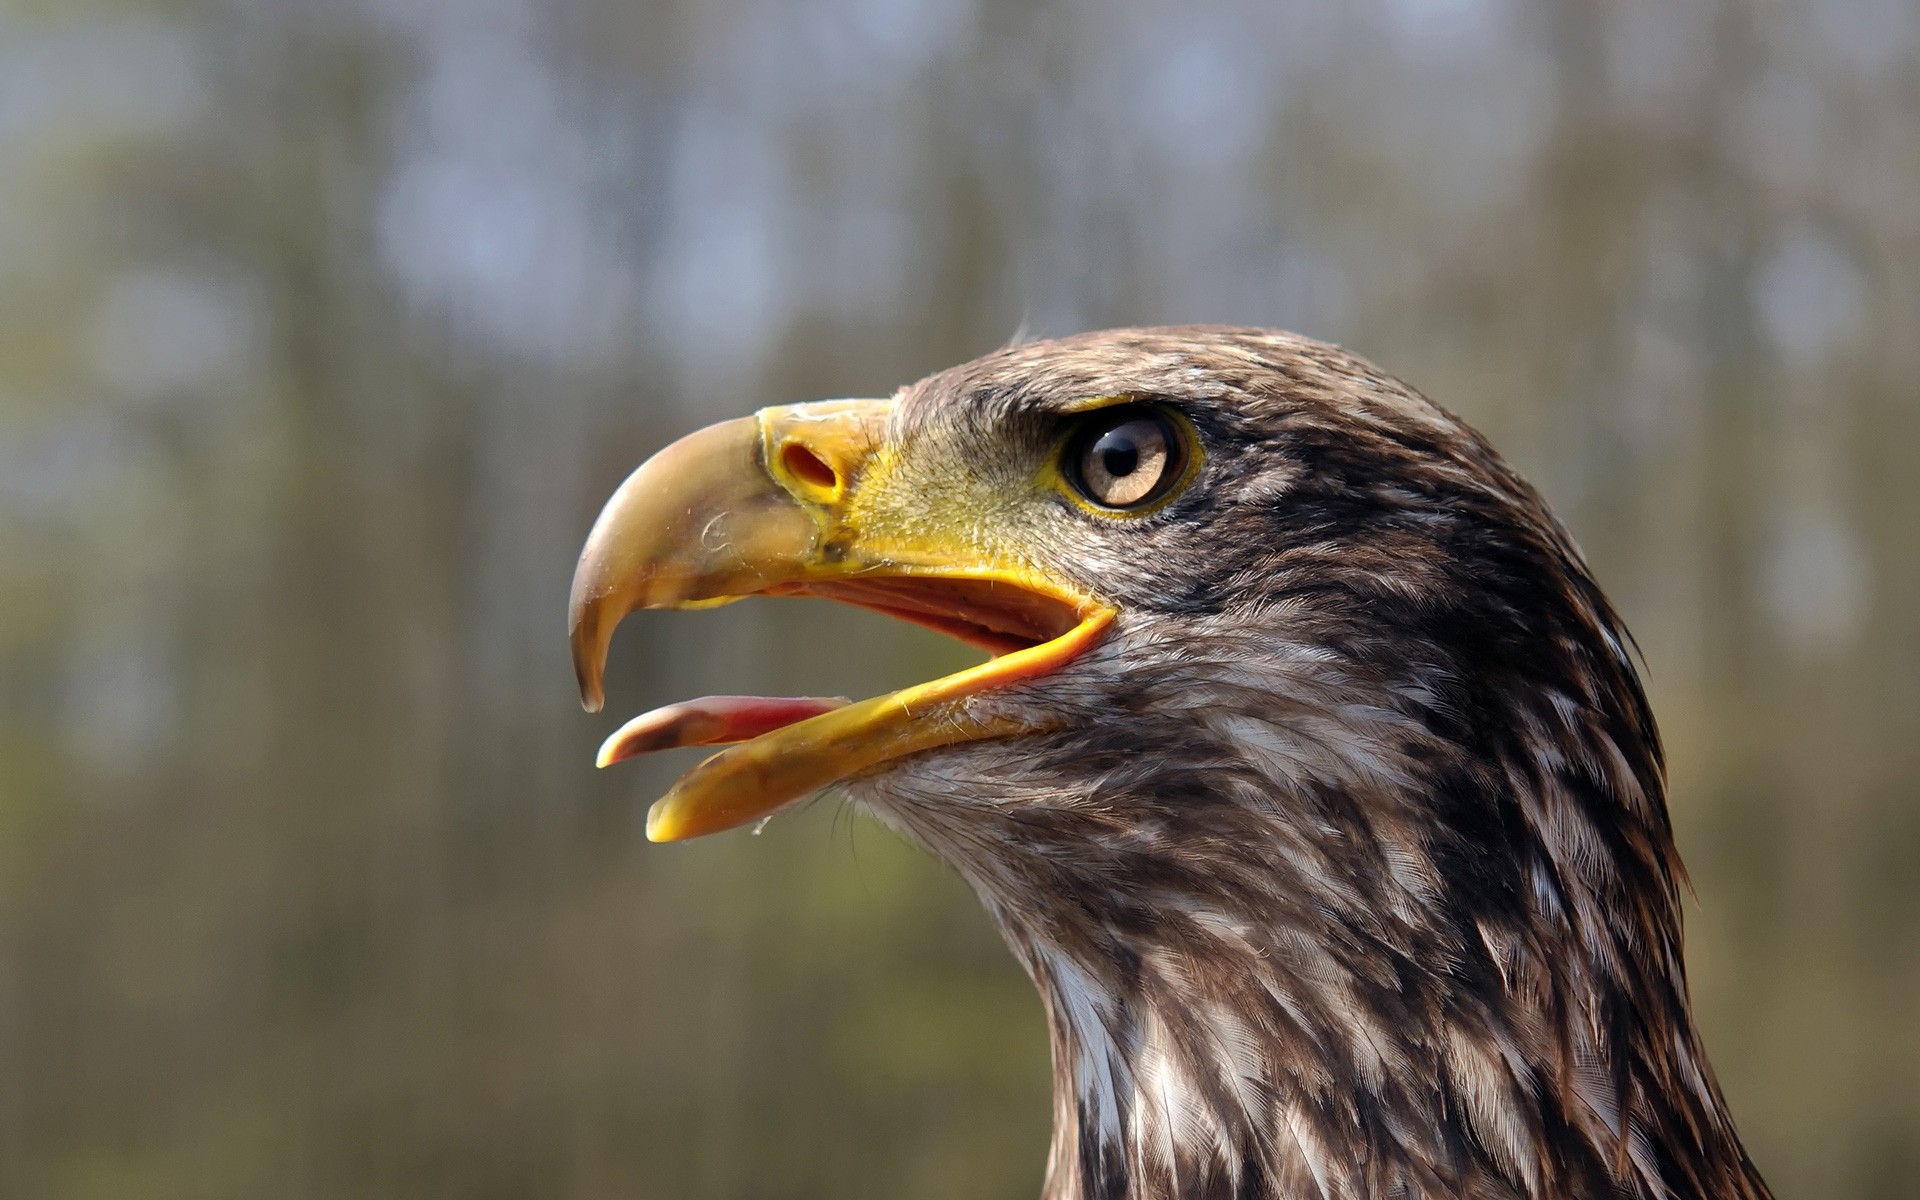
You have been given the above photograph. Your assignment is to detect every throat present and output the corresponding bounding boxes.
[1018,940,1284,1200]
[854,666,1769,1200]
[990,895,1766,1200]
[1011,923,1366,1200]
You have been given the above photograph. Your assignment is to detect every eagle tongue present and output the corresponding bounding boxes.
[596,695,851,767]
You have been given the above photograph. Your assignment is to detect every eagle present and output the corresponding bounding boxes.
[567,327,1772,1200]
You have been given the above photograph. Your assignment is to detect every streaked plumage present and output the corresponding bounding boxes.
[573,327,1771,1200]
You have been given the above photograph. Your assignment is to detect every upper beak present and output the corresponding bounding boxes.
[569,400,890,714]
[569,399,1112,842]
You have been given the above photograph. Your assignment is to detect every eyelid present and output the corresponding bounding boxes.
[1056,393,1143,415]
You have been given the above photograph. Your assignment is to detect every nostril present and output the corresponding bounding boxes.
[781,442,839,493]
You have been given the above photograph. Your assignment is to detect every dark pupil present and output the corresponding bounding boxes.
[1097,431,1139,477]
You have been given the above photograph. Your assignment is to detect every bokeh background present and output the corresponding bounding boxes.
[2,0,1916,1196]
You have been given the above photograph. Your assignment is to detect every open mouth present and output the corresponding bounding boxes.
[793,575,1085,655]
[591,573,1109,843]
[568,403,1113,843]
[595,573,1095,768]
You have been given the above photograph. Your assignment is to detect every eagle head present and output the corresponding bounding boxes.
[569,327,1769,1200]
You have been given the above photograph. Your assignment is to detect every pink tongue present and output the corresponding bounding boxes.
[597,695,850,766]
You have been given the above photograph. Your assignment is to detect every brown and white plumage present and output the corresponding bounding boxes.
[572,327,1772,1200]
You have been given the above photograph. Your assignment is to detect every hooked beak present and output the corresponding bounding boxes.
[569,398,1113,842]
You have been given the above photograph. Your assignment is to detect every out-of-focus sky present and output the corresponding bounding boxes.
[1,0,1915,1196]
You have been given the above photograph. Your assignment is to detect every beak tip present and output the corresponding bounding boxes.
[570,620,609,714]
[595,736,624,769]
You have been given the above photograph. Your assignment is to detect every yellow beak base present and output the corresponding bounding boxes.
[567,400,1112,842]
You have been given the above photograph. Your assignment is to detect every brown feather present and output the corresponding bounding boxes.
[847,327,1770,1200]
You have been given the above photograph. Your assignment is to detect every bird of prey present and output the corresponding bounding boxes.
[568,327,1771,1200]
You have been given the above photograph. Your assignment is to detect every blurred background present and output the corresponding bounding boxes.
[1,0,1916,1196]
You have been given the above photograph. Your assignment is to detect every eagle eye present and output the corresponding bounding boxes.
[1065,406,1186,510]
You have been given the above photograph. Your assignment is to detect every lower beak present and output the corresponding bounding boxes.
[569,400,1112,842]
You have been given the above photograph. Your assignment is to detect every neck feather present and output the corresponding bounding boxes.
[994,885,1766,1200]
[863,620,1771,1200]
